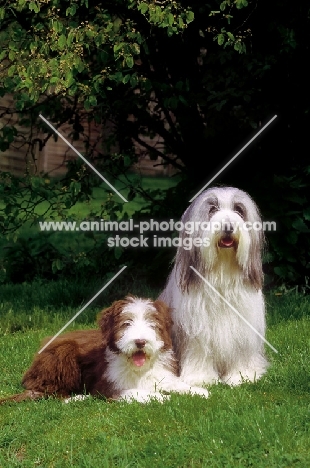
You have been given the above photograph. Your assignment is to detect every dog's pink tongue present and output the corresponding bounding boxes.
[132,351,146,367]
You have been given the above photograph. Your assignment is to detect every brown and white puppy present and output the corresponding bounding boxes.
[1,296,209,404]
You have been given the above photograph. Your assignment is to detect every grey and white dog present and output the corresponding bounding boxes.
[159,186,268,386]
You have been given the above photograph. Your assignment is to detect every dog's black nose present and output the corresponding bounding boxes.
[135,339,146,349]
[223,222,234,234]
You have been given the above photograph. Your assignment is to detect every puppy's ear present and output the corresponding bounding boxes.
[97,299,130,348]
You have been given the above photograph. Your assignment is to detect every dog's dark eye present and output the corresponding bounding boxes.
[209,205,218,216]
[122,321,131,328]
[234,204,245,219]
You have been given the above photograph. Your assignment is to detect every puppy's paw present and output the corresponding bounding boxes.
[63,394,90,403]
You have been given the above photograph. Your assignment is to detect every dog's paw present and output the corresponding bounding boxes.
[180,372,220,387]
[119,389,170,404]
[63,394,90,403]
[187,386,209,398]
[222,370,256,386]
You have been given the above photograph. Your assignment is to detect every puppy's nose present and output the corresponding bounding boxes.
[135,339,146,349]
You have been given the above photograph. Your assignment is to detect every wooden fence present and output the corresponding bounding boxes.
[0,94,177,178]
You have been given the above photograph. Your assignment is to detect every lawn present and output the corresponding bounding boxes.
[0,174,309,466]
[0,282,309,467]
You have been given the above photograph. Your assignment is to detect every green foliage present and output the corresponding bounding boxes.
[0,0,198,104]
[135,0,194,36]
[0,0,310,287]
[0,171,183,285]
[263,170,310,287]
[0,165,93,234]
[0,126,17,151]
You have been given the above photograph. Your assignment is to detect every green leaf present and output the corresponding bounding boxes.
[292,218,310,233]
[234,42,246,53]
[179,95,188,105]
[88,95,97,106]
[113,43,124,54]
[113,17,122,32]
[8,50,15,60]
[168,13,174,26]
[123,155,132,167]
[29,1,40,13]
[186,11,194,23]
[66,5,77,16]
[58,34,67,49]
[227,32,234,41]
[303,208,310,221]
[52,20,64,33]
[236,0,248,9]
[138,3,148,15]
[122,74,131,84]
[217,34,225,46]
[114,247,123,259]
[125,55,134,68]
[178,17,184,28]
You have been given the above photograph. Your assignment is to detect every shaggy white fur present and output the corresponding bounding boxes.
[159,187,268,386]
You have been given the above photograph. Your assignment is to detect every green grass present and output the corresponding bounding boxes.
[0,283,309,467]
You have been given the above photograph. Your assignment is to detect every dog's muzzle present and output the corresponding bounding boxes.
[131,339,147,367]
[218,235,236,248]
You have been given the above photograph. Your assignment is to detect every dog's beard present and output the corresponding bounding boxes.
[176,219,262,293]
[204,227,252,276]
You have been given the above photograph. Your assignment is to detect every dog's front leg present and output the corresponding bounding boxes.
[178,342,220,386]
[158,375,209,398]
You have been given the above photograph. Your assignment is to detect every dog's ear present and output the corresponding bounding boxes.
[152,300,174,350]
[174,200,207,293]
[247,231,264,290]
[97,299,131,348]
[152,300,173,328]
